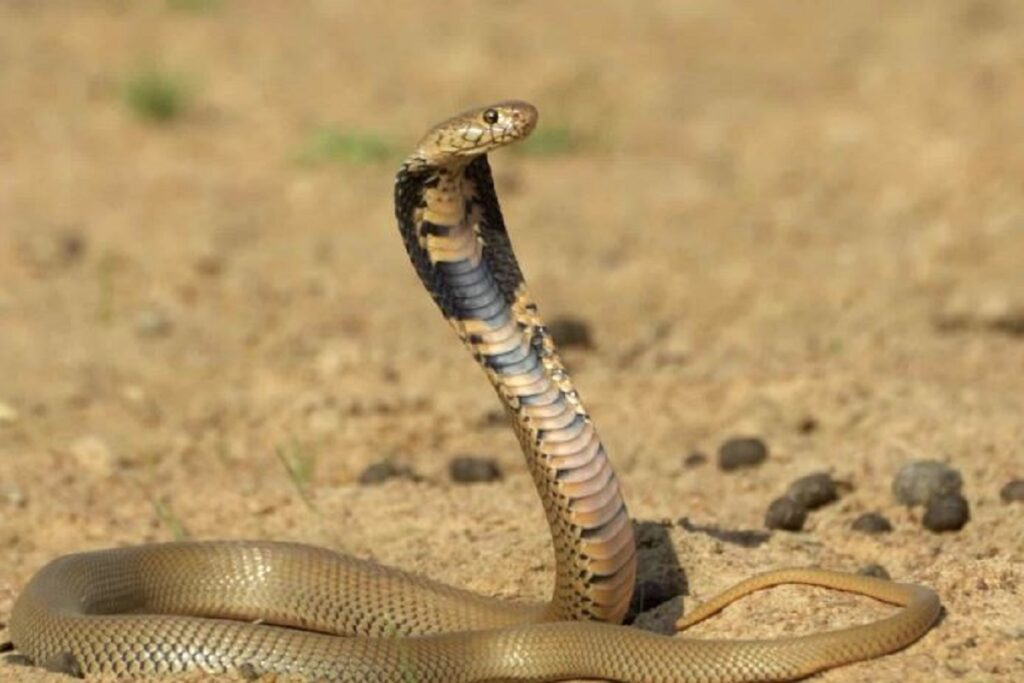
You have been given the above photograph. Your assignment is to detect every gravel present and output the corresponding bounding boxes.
[892,460,963,506]
[922,493,971,532]
[851,512,894,534]
[449,456,503,483]
[718,437,769,471]
[999,479,1024,503]
[786,472,839,510]
[357,461,419,485]
[764,495,807,531]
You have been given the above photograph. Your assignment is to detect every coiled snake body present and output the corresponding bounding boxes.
[9,101,940,681]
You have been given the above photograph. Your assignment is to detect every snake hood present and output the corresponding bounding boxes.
[409,100,538,168]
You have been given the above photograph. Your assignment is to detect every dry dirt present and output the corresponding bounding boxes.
[1,1,1023,681]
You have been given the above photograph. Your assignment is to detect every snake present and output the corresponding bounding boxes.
[8,101,941,682]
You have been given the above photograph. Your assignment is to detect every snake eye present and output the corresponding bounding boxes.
[482,108,499,125]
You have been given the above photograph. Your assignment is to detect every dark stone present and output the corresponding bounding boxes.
[193,252,225,277]
[892,460,963,506]
[851,512,894,534]
[858,563,892,580]
[547,316,594,349]
[764,496,807,532]
[988,311,1024,337]
[718,437,769,471]
[357,460,418,485]
[682,451,707,468]
[17,227,86,273]
[999,479,1024,503]
[477,409,506,429]
[923,493,970,532]
[51,228,86,267]
[449,455,503,484]
[786,472,839,510]
[797,416,819,434]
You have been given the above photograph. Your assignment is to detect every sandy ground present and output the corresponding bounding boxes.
[2,1,1023,681]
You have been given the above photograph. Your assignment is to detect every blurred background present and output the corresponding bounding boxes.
[2,2,1023,681]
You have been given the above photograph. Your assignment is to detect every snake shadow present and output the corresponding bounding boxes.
[624,518,949,636]
[624,519,690,634]
[625,517,775,635]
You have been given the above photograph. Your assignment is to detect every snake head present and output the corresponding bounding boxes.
[411,100,538,167]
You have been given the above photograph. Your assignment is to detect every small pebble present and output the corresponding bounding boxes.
[357,461,418,485]
[999,479,1024,503]
[0,401,19,425]
[718,437,768,471]
[923,493,970,532]
[69,434,116,476]
[547,317,594,349]
[796,416,819,434]
[764,496,806,532]
[120,384,162,426]
[892,460,963,506]
[134,308,174,338]
[476,409,506,429]
[55,228,87,265]
[858,564,892,580]
[307,408,341,436]
[851,512,893,534]
[1,484,26,507]
[449,456,503,484]
[193,252,225,277]
[989,309,1024,337]
[786,472,838,510]
[17,228,86,273]
[944,658,971,677]
[682,451,707,468]
[315,341,362,378]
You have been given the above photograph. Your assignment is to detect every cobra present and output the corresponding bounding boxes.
[8,101,940,681]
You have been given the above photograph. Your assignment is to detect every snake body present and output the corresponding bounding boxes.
[9,101,940,681]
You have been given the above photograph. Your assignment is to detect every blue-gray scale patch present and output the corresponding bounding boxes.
[536,413,586,444]
[480,308,511,330]
[460,295,506,321]
[519,390,564,407]
[451,276,495,299]
[439,258,517,321]
[486,349,540,376]
[438,259,479,276]
[445,268,488,290]
[486,342,531,367]
[454,285,501,310]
